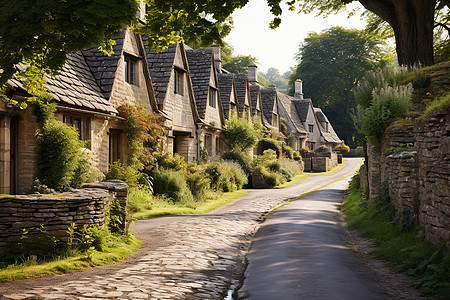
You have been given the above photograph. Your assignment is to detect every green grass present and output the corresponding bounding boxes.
[131,189,247,220]
[0,234,141,281]
[343,175,450,298]
[421,92,450,119]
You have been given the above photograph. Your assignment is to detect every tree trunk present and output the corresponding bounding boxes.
[359,0,436,67]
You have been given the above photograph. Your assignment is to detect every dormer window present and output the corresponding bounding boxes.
[124,56,137,85]
[209,87,217,108]
[174,69,184,95]
[308,124,314,133]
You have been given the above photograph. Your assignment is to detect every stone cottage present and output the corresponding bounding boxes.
[0,30,158,194]
[146,43,200,162]
[217,73,239,121]
[185,47,226,159]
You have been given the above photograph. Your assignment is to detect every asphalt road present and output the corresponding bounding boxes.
[238,168,391,299]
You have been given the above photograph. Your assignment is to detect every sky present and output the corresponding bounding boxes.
[224,0,368,75]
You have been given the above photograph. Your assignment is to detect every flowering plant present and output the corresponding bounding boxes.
[117,104,164,170]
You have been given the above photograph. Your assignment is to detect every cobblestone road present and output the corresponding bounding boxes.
[0,159,362,300]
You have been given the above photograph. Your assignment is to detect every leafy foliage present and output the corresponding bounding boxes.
[36,120,83,191]
[224,115,262,152]
[152,167,194,204]
[0,0,137,86]
[104,161,141,188]
[257,138,281,157]
[117,104,164,170]
[205,161,248,192]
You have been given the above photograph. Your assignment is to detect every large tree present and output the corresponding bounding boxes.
[289,27,390,147]
[0,0,137,86]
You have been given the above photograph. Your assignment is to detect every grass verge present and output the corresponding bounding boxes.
[131,189,247,220]
[343,174,450,298]
[0,234,141,282]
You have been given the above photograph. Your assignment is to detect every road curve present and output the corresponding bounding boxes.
[238,170,391,299]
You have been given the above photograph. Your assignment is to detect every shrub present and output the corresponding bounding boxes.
[336,143,350,153]
[156,152,187,172]
[104,161,140,187]
[293,151,301,161]
[128,186,154,213]
[254,165,284,188]
[36,119,83,191]
[185,163,211,201]
[282,144,294,159]
[205,161,248,192]
[152,167,194,203]
[315,145,328,153]
[265,160,281,172]
[359,83,413,147]
[280,167,293,182]
[224,115,262,152]
[257,138,281,157]
[412,68,430,89]
[71,149,105,188]
[221,151,253,175]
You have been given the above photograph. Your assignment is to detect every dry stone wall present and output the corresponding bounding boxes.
[0,180,129,254]
[361,104,449,249]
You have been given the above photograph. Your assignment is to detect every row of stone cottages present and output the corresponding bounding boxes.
[0,30,341,195]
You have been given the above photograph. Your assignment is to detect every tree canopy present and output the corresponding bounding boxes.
[0,0,137,86]
[289,26,391,147]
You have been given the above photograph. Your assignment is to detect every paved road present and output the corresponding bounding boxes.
[0,158,362,300]
[238,178,391,300]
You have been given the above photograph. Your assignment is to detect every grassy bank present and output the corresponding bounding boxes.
[343,174,450,298]
[0,233,141,281]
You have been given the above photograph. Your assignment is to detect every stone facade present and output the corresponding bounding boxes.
[361,105,449,249]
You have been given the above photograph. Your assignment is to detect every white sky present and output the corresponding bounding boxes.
[224,0,368,74]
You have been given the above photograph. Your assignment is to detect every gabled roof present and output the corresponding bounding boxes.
[234,74,250,113]
[82,32,124,99]
[314,108,341,143]
[293,99,312,123]
[9,52,117,114]
[146,44,178,105]
[217,73,235,120]
[249,85,260,114]
[277,92,307,135]
[260,87,277,124]
[185,48,215,119]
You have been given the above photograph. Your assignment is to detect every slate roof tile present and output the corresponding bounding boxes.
[277,92,307,134]
[260,87,277,124]
[234,74,248,113]
[314,108,341,143]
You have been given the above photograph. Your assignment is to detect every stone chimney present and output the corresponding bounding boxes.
[211,44,222,73]
[248,64,258,83]
[294,79,304,99]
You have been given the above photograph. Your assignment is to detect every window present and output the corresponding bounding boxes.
[307,141,315,151]
[63,115,90,143]
[308,124,314,133]
[109,129,122,164]
[174,70,184,95]
[205,134,212,156]
[209,87,217,107]
[125,57,136,85]
[215,136,220,156]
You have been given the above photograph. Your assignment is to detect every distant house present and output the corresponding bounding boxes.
[185,47,226,159]
[146,43,200,162]
[234,74,252,121]
[291,79,341,151]
[276,92,308,150]
[0,29,159,194]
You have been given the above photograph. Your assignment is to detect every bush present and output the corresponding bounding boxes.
[280,167,293,182]
[315,145,329,153]
[156,152,187,172]
[71,149,105,188]
[205,161,248,192]
[221,151,253,175]
[36,120,83,191]
[185,163,211,201]
[257,138,281,157]
[282,144,294,159]
[359,83,413,147]
[152,167,194,203]
[104,161,140,187]
[265,160,281,172]
[336,144,350,153]
[254,165,284,188]
[128,186,154,213]
[293,151,301,161]
[224,115,262,152]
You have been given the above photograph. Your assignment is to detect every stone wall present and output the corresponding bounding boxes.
[0,181,129,254]
[361,104,449,248]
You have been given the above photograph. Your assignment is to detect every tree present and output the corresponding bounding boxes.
[289,27,390,147]
[0,0,137,86]
[221,44,259,73]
